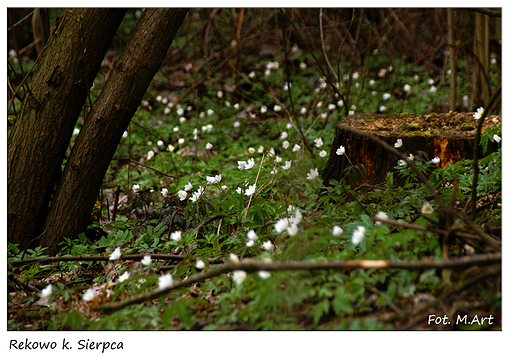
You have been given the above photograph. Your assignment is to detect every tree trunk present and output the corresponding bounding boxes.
[8,9,127,250]
[40,8,188,254]
[322,113,501,187]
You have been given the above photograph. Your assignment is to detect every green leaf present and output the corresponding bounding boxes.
[309,299,330,325]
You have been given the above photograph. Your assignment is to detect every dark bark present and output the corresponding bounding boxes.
[40,8,188,254]
[8,9,127,250]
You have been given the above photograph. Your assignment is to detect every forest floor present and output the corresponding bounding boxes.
[8,9,501,332]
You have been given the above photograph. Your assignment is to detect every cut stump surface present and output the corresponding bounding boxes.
[322,112,501,186]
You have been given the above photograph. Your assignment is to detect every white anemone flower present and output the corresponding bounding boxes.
[109,247,121,261]
[421,202,434,214]
[244,158,255,170]
[82,288,97,302]
[274,218,289,233]
[141,255,152,266]
[258,271,271,279]
[178,190,187,201]
[244,183,256,196]
[41,284,53,299]
[247,230,258,241]
[158,273,173,290]
[352,226,366,245]
[262,240,273,251]
[171,231,182,242]
[307,168,319,180]
[233,270,247,285]
[229,253,240,264]
[195,259,205,270]
[118,271,130,283]
[332,226,343,236]
[473,107,484,120]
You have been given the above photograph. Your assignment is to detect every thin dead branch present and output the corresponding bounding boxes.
[94,253,501,312]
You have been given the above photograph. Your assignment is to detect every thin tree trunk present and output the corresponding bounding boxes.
[40,8,188,254]
[8,9,127,250]
[447,9,457,112]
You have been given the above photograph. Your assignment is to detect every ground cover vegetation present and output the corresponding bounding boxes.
[8,8,501,330]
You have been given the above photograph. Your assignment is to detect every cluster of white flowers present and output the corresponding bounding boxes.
[189,186,205,202]
[274,208,303,236]
[266,61,279,70]
[246,230,258,247]
[237,158,255,170]
[206,174,221,184]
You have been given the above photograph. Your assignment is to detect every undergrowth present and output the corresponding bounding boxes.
[8,8,501,331]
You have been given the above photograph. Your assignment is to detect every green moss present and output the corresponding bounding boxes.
[460,123,474,131]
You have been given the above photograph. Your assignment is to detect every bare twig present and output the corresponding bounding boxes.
[8,253,187,267]
[113,158,178,179]
[457,8,501,18]
[95,253,501,312]
[192,214,229,234]
[397,263,501,330]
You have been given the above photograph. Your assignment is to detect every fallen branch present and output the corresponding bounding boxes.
[7,253,224,267]
[372,216,484,242]
[94,253,501,312]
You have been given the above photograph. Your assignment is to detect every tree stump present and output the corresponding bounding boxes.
[322,112,501,186]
